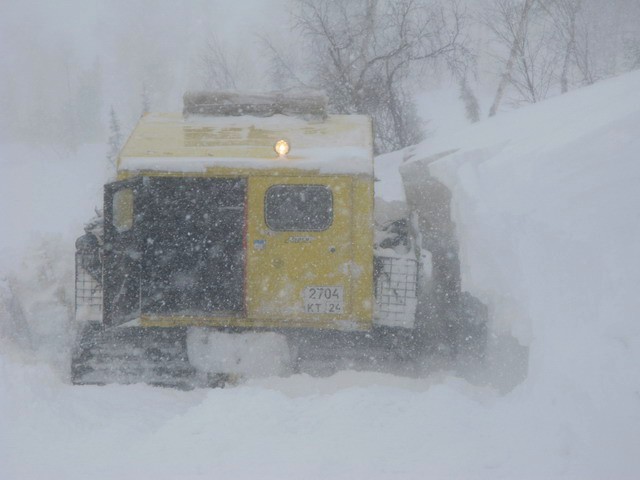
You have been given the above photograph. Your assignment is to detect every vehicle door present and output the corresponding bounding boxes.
[103,177,143,326]
[247,176,353,323]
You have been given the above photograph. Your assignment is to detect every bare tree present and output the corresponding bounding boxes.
[107,106,123,170]
[199,35,245,91]
[458,75,481,123]
[620,0,640,71]
[484,0,558,112]
[265,0,469,153]
[539,0,582,93]
[261,32,312,91]
[485,0,538,115]
[573,21,596,84]
[542,0,640,89]
[624,37,640,71]
[141,81,151,116]
[509,17,558,104]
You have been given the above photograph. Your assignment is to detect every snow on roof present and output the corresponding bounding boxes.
[118,113,373,176]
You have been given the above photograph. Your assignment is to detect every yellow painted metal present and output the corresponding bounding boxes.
[139,172,374,331]
[116,112,374,331]
[112,188,134,232]
[350,176,375,323]
[117,166,325,182]
[248,176,354,327]
[117,113,372,170]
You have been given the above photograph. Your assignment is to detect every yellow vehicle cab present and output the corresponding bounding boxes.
[72,92,440,387]
[103,94,374,332]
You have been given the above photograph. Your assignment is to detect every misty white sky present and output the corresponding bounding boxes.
[0,1,289,132]
[1,0,638,145]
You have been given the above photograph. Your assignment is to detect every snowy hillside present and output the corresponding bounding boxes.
[2,70,640,479]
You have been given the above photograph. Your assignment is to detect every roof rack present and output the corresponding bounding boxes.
[183,90,327,119]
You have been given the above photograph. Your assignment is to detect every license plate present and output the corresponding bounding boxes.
[303,286,344,314]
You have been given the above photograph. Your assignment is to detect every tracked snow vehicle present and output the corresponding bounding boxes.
[73,92,486,387]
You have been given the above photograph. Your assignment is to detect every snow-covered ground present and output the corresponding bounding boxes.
[1,70,640,479]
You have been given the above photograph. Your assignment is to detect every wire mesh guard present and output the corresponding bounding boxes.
[75,252,102,322]
[374,256,418,329]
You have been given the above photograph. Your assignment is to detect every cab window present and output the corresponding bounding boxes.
[112,188,134,232]
[265,185,332,231]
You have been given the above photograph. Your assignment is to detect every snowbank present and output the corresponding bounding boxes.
[379,69,640,476]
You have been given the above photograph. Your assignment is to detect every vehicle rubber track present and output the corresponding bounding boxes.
[71,324,199,389]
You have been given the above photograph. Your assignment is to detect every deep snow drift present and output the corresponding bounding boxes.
[2,70,640,479]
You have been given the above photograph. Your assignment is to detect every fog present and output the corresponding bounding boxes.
[1,2,640,478]
[1,0,638,149]
[0,1,286,144]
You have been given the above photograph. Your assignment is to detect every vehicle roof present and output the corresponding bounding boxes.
[118,113,373,176]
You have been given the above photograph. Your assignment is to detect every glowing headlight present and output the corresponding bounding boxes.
[274,139,290,157]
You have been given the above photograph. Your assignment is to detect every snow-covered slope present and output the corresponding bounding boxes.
[378,69,640,476]
[2,71,640,479]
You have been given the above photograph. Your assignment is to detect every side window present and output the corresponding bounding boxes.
[112,188,134,232]
[265,185,333,231]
